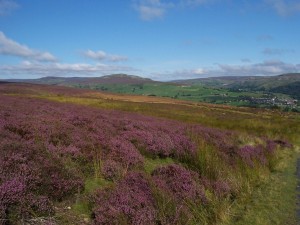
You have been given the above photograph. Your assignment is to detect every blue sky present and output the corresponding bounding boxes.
[0,0,299,80]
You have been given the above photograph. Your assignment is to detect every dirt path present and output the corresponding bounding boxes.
[297,158,300,221]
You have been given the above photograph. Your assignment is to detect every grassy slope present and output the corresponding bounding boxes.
[72,82,297,110]
[1,83,299,224]
[229,149,298,225]
[174,73,300,89]
[5,73,300,107]
[173,73,300,102]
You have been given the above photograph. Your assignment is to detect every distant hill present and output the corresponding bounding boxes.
[4,74,156,86]
[173,73,300,89]
[3,73,300,106]
[173,73,300,100]
[270,81,300,101]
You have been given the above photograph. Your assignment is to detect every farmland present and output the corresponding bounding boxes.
[0,82,299,225]
[6,73,300,111]
[75,82,298,110]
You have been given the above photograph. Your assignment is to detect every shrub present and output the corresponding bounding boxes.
[152,164,206,203]
[102,160,122,181]
[92,172,156,225]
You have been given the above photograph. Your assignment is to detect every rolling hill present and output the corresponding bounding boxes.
[173,73,300,104]
[2,73,300,110]
[5,74,156,86]
[173,73,300,92]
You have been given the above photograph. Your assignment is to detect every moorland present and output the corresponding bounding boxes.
[0,81,299,225]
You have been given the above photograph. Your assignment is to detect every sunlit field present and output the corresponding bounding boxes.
[0,83,299,225]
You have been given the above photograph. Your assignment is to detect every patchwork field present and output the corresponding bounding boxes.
[7,73,299,111]
[0,82,299,225]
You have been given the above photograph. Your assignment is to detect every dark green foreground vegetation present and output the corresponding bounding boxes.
[0,83,299,225]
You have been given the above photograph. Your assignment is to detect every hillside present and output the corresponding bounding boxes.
[0,82,299,224]
[5,74,156,86]
[3,73,300,110]
[174,73,300,92]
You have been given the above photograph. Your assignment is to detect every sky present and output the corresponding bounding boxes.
[0,0,300,80]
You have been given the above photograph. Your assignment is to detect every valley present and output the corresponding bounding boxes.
[6,73,300,112]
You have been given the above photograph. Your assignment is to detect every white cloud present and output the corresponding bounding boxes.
[83,50,128,62]
[0,61,137,78]
[0,0,18,16]
[137,5,165,20]
[156,60,300,80]
[262,47,294,55]
[265,0,300,16]
[0,31,57,62]
[193,68,206,75]
[215,60,300,76]
[182,0,214,7]
[0,33,135,78]
[133,1,300,21]
[133,0,171,21]
[132,0,215,21]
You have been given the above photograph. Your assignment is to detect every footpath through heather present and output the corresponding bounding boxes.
[297,158,300,221]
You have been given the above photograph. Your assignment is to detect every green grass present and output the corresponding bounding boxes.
[144,157,174,174]
[71,177,113,222]
[73,82,299,110]
[84,177,112,194]
[228,148,299,225]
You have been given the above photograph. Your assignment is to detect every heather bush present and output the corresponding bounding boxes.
[121,125,197,160]
[237,145,266,167]
[211,180,231,198]
[236,139,289,168]
[92,172,156,225]
[152,164,206,203]
[190,126,235,153]
[101,160,122,181]
[266,139,277,155]
[105,137,144,169]
[0,136,83,222]
[151,164,208,224]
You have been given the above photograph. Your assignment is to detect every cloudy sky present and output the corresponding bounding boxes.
[0,0,299,80]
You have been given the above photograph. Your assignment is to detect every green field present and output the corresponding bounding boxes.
[72,82,299,111]
[5,73,300,111]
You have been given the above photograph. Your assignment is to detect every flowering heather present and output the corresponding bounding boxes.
[266,140,278,155]
[120,123,197,159]
[190,125,238,162]
[237,145,266,167]
[0,177,26,206]
[105,137,144,169]
[0,91,292,224]
[102,159,122,181]
[0,95,198,165]
[0,131,83,221]
[93,172,156,225]
[152,164,206,203]
[211,180,231,198]
[0,95,199,223]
